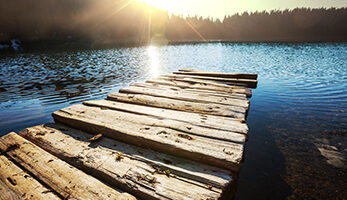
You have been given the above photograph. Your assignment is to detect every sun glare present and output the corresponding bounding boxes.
[137,0,169,9]
[147,46,161,78]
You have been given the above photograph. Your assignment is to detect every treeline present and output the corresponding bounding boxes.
[0,0,153,48]
[181,8,347,42]
[0,0,346,49]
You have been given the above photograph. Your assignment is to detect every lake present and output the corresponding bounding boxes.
[0,43,346,199]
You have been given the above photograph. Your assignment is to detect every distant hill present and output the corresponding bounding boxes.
[0,0,346,50]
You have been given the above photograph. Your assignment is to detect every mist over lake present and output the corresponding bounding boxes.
[0,42,346,199]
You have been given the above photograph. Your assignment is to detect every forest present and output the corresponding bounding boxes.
[0,0,346,49]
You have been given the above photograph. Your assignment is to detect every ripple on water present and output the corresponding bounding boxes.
[0,43,346,199]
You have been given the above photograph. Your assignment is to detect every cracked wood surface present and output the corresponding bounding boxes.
[19,124,237,200]
[147,77,252,97]
[107,93,246,119]
[83,100,248,134]
[53,104,244,171]
[139,82,249,99]
[0,133,135,200]
[161,74,257,88]
[119,83,250,108]
[79,102,246,143]
[0,154,60,200]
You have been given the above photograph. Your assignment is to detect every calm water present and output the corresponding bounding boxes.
[0,43,346,199]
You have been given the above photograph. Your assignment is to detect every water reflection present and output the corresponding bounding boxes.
[0,43,346,199]
[147,46,161,78]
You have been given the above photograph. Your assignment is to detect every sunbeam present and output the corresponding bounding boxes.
[94,0,134,28]
[184,19,208,42]
[147,7,152,44]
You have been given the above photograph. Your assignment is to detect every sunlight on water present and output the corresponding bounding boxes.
[147,45,161,78]
[0,43,346,199]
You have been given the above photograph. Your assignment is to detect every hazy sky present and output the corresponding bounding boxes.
[138,0,347,19]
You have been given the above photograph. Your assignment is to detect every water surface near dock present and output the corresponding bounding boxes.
[0,43,346,199]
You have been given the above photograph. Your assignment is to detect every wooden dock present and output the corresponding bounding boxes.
[0,68,257,200]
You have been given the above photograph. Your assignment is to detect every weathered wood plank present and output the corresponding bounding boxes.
[0,132,136,200]
[20,124,237,199]
[84,100,249,134]
[179,68,207,72]
[0,155,60,200]
[139,81,248,98]
[107,93,246,119]
[168,73,257,84]
[160,75,250,88]
[162,74,258,88]
[146,78,252,97]
[78,102,246,142]
[119,84,250,109]
[133,82,248,99]
[158,76,251,91]
[0,181,19,200]
[175,69,258,80]
[84,103,246,142]
[53,105,244,171]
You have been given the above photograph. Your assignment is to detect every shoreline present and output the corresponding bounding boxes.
[1,39,346,54]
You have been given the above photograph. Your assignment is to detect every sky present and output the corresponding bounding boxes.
[138,0,347,19]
